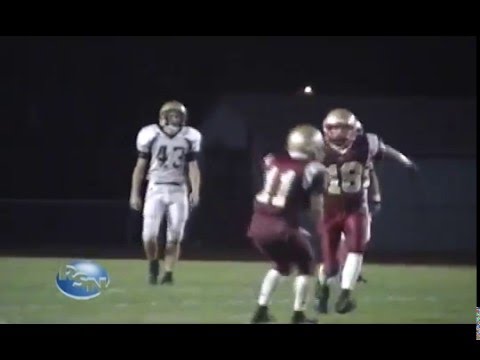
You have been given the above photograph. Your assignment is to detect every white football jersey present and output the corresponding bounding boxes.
[136,124,202,185]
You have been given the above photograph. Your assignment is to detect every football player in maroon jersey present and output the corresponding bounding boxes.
[315,108,418,314]
[248,124,326,324]
[335,120,381,283]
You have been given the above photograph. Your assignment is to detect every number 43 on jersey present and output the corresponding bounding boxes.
[156,145,186,169]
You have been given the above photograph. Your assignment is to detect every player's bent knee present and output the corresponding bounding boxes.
[296,248,315,276]
[142,217,161,244]
[297,260,314,276]
[166,235,182,245]
[167,230,184,244]
[165,240,179,249]
[323,263,340,278]
[275,263,291,276]
[142,231,159,244]
[142,237,158,247]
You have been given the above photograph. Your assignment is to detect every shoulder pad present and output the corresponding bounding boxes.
[136,124,159,154]
[184,126,202,152]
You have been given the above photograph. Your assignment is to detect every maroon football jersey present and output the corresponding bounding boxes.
[253,152,324,224]
[322,133,383,214]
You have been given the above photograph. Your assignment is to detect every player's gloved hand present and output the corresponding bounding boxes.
[189,191,200,208]
[129,194,143,211]
[370,201,382,216]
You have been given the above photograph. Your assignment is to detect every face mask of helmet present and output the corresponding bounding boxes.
[324,124,357,153]
[160,111,184,135]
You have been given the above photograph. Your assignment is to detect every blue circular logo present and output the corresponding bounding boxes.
[56,260,110,300]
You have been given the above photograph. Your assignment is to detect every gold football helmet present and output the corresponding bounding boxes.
[286,124,324,159]
[322,108,358,152]
[159,100,188,135]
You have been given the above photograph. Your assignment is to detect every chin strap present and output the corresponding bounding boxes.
[163,125,181,135]
[328,141,353,154]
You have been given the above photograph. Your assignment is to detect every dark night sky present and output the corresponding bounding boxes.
[1,36,476,137]
[2,36,475,99]
[0,36,476,199]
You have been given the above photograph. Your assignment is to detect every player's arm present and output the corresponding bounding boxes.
[188,160,201,206]
[187,129,203,207]
[368,133,418,172]
[304,161,327,223]
[310,193,323,223]
[382,144,418,171]
[130,157,148,211]
[368,167,382,215]
[129,127,153,211]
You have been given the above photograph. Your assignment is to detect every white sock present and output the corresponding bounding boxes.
[318,264,337,286]
[318,264,326,284]
[258,269,281,306]
[341,253,363,290]
[293,275,309,311]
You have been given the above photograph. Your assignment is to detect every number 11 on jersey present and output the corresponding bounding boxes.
[256,166,296,208]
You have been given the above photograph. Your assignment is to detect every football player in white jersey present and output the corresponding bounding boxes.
[129,100,202,285]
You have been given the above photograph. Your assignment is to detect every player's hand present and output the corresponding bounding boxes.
[129,194,143,211]
[189,191,200,208]
[370,201,381,216]
[406,160,419,174]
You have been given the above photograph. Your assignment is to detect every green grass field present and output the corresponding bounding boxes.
[0,257,476,324]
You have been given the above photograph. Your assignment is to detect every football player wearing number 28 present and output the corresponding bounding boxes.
[248,124,327,324]
[315,108,418,315]
[129,101,202,286]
